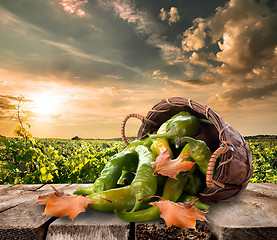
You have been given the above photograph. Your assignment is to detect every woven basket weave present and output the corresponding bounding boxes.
[121,97,253,203]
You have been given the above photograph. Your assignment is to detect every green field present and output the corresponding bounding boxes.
[0,135,276,184]
[245,135,277,183]
[0,137,125,184]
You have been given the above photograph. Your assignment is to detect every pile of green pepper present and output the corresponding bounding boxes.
[74,111,211,223]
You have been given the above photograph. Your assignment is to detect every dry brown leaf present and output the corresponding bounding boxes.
[150,199,207,229]
[150,150,195,179]
[36,185,98,223]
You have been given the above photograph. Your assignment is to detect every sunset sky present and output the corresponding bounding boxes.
[1,0,277,139]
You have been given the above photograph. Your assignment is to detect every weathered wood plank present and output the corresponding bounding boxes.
[246,183,277,198]
[0,183,90,213]
[0,184,92,240]
[0,185,11,191]
[43,183,131,239]
[1,183,276,240]
[207,183,277,239]
[0,184,42,200]
[0,201,54,240]
[134,183,277,240]
[0,184,69,211]
[46,208,131,240]
[0,184,43,211]
[58,183,93,195]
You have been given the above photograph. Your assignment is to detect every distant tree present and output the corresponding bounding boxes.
[71,136,81,140]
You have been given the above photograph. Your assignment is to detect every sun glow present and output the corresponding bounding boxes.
[33,94,61,116]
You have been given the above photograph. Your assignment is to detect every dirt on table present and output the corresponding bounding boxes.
[136,222,213,240]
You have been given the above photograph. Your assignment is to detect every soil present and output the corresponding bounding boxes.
[136,222,213,240]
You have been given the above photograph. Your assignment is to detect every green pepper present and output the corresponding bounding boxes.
[155,174,168,197]
[73,151,138,195]
[150,121,174,157]
[162,172,189,201]
[121,150,139,173]
[88,186,136,212]
[124,137,152,152]
[178,194,210,210]
[150,138,173,157]
[114,163,190,222]
[178,137,212,175]
[130,145,157,212]
[165,111,200,138]
[182,165,205,196]
[179,142,194,161]
[117,145,139,186]
[149,121,171,195]
[74,138,151,196]
[150,112,197,157]
[117,170,136,185]
[114,204,160,222]
[150,111,200,148]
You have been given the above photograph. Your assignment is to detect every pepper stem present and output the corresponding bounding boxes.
[149,133,174,139]
[177,136,201,150]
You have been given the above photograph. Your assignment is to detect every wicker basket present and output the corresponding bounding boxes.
[121,97,253,203]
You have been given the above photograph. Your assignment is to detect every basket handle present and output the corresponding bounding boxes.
[206,141,234,190]
[121,113,157,146]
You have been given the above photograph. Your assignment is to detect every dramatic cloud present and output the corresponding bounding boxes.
[189,52,215,67]
[168,7,180,25]
[180,0,277,104]
[0,95,17,112]
[99,0,184,66]
[152,70,168,81]
[182,18,207,51]
[42,39,145,77]
[59,0,88,17]
[99,0,156,35]
[209,81,277,105]
[0,95,30,119]
[0,6,48,36]
[159,8,167,22]
[159,7,180,25]
[1,0,276,137]
[146,37,184,65]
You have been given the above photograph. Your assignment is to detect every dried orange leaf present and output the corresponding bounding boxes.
[150,150,195,179]
[150,199,207,229]
[36,185,97,223]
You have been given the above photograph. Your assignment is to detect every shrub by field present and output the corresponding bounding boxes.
[245,135,277,183]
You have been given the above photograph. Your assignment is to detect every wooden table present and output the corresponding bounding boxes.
[0,183,276,240]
